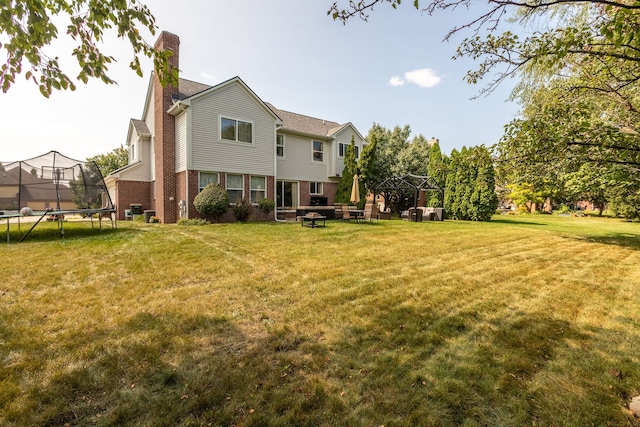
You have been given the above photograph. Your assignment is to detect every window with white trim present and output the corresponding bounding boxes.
[338,142,346,158]
[250,176,266,203]
[199,172,219,192]
[338,142,359,159]
[221,117,253,143]
[226,174,244,203]
[309,182,323,195]
[131,143,137,162]
[312,140,323,162]
[276,135,285,158]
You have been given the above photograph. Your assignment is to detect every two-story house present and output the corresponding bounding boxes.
[105,31,366,223]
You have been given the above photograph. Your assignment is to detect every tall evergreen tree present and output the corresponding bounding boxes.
[469,147,499,221]
[444,149,460,219]
[335,136,359,205]
[359,133,379,198]
[445,146,498,221]
[426,141,445,207]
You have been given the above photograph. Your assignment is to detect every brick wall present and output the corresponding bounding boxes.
[115,180,152,220]
[153,31,180,224]
[298,181,337,206]
[187,171,276,221]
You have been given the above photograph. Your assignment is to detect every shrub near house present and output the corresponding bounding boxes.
[193,183,229,222]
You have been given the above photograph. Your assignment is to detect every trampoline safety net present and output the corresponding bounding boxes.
[0,151,114,213]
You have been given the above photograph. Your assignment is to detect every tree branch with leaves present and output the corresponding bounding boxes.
[0,0,178,97]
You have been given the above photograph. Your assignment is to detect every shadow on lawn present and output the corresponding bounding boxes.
[564,233,640,251]
[489,218,549,227]
[1,311,343,426]
[3,306,638,426]
[328,304,637,426]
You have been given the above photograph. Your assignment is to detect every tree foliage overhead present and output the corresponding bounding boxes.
[330,0,640,98]
[0,0,178,97]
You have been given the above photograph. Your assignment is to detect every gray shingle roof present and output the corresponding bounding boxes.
[147,76,348,139]
[178,78,212,99]
[266,103,343,138]
[130,119,150,136]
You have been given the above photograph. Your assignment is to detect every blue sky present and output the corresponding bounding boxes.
[0,0,520,162]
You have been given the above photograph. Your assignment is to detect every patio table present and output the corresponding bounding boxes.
[301,213,326,228]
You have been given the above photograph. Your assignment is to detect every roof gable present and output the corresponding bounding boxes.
[267,103,342,139]
[170,76,282,124]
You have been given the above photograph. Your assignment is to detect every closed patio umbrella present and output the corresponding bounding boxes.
[350,174,360,205]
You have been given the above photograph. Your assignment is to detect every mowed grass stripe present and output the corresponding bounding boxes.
[1,216,639,426]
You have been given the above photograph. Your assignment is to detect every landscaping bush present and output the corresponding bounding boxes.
[233,198,253,222]
[258,198,275,214]
[555,204,573,215]
[193,183,229,222]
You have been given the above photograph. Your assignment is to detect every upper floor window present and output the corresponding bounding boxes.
[312,140,323,162]
[130,143,137,162]
[338,142,346,158]
[338,142,359,159]
[221,117,253,143]
[276,135,285,158]
[226,174,244,203]
[310,182,323,195]
[199,172,219,192]
[250,176,266,203]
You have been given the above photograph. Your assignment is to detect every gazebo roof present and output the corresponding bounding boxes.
[375,174,443,193]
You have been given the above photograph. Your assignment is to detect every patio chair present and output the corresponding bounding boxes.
[334,203,344,221]
[364,203,379,222]
[341,204,352,222]
[378,206,391,220]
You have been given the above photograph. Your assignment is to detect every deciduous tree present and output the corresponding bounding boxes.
[87,145,129,177]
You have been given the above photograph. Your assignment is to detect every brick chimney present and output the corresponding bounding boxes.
[153,31,180,224]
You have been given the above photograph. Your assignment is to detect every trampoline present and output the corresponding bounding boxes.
[0,151,116,242]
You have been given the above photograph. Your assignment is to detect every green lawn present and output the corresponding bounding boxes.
[1,215,639,426]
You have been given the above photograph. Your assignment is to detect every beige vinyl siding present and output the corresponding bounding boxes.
[143,85,155,135]
[175,112,187,172]
[332,126,365,176]
[277,133,330,182]
[120,132,152,182]
[142,86,156,181]
[189,83,275,175]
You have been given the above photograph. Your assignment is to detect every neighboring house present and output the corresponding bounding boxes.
[105,31,366,223]
[0,164,75,211]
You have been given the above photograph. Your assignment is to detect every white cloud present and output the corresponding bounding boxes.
[389,68,442,88]
[388,76,405,87]
[405,68,441,88]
